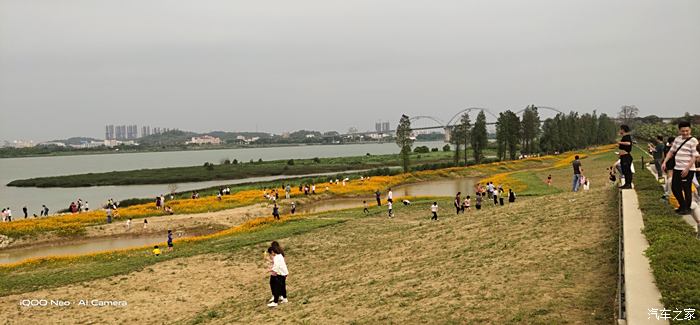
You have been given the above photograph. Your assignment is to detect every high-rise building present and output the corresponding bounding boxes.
[375,122,382,133]
[105,125,115,140]
[141,126,151,137]
[382,122,390,132]
[126,125,137,139]
[115,125,127,140]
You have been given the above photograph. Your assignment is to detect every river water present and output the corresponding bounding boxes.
[0,176,478,265]
[0,141,445,215]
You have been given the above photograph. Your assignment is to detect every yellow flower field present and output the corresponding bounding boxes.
[0,146,613,239]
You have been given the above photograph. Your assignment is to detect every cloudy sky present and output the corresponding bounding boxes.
[1,0,698,141]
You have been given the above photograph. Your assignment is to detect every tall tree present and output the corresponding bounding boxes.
[470,111,488,163]
[459,113,472,165]
[521,105,541,154]
[449,125,461,164]
[503,110,521,160]
[496,110,521,160]
[496,113,507,160]
[395,114,414,172]
[617,105,639,126]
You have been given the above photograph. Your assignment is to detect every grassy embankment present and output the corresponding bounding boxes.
[0,149,552,240]
[634,161,700,325]
[7,150,469,187]
[0,146,620,324]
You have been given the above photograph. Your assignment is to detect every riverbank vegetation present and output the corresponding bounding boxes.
[7,150,465,187]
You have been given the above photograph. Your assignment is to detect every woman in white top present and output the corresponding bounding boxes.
[267,245,289,307]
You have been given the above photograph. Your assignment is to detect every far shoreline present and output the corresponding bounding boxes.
[0,140,442,160]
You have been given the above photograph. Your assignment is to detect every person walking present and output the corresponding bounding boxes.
[661,121,698,215]
[375,190,382,206]
[652,135,666,179]
[290,202,296,214]
[508,189,516,203]
[167,230,174,251]
[267,246,289,307]
[387,201,393,218]
[272,204,280,220]
[285,184,291,199]
[22,206,27,219]
[5,208,11,222]
[571,155,584,192]
[431,202,439,220]
[618,125,634,189]
[475,192,482,210]
[387,188,393,204]
[454,192,462,214]
[106,206,113,224]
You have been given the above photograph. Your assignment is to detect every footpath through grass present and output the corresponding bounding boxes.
[634,162,700,324]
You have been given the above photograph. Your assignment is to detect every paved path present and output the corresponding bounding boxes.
[621,189,668,325]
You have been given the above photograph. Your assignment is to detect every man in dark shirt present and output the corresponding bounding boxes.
[618,125,633,189]
[572,155,583,192]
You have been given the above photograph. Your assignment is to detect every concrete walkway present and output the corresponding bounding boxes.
[620,189,668,325]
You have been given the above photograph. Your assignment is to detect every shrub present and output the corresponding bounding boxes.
[431,147,439,152]
[313,157,321,163]
[442,144,451,152]
[287,159,295,166]
[221,159,231,165]
[414,146,430,153]
[232,159,238,165]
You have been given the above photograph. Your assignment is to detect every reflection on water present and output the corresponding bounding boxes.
[392,178,478,198]
[0,230,200,265]
[0,177,478,265]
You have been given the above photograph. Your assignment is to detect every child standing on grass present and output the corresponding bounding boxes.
[153,245,161,256]
[463,196,471,212]
[431,202,438,220]
[546,175,552,186]
[475,193,482,210]
[143,218,148,229]
[126,218,132,231]
[363,201,369,214]
[387,201,393,218]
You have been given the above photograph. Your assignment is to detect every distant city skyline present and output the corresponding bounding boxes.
[1,0,698,142]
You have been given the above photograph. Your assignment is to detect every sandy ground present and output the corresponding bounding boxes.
[5,204,271,250]
[0,254,262,325]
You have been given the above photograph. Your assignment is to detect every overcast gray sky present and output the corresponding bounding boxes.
[1,0,698,141]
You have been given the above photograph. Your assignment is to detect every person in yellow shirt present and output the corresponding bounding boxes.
[153,245,161,256]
